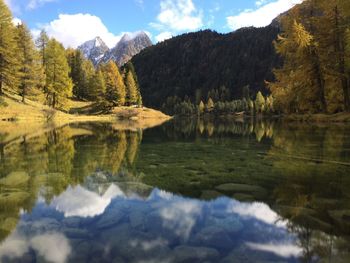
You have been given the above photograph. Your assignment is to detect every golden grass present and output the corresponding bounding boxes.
[0,92,171,144]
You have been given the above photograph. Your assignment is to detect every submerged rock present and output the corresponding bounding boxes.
[172,245,220,262]
[0,171,29,186]
[192,226,235,250]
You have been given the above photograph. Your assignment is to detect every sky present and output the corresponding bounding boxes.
[4,0,303,48]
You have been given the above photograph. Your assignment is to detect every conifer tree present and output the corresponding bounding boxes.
[45,39,73,108]
[125,70,138,105]
[67,49,90,99]
[0,0,18,94]
[101,61,126,106]
[88,70,105,101]
[255,91,266,113]
[15,23,44,102]
[206,98,214,112]
[198,100,205,114]
[36,30,49,67]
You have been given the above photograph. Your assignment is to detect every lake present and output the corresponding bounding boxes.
[0,119,349,263]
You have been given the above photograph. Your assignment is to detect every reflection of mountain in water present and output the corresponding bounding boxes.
[0,120,350,262]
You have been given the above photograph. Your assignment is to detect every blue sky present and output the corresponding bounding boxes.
[5,0,302,48]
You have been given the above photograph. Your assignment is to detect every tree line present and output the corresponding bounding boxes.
[268,0,350,113]
[161,85,274,116]
[0,0,141,110]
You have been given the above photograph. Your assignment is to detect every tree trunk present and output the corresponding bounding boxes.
[343,77,350,111]
[52,93,56,109]
[0,80,2,95]
[333,5,350,111]
[311,48,327,112]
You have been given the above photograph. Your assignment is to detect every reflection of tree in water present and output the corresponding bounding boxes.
[268,123,350,262]
[0,124,143,243]
[161,117,276,141]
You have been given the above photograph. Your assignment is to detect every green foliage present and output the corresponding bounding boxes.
[132,28,280,108]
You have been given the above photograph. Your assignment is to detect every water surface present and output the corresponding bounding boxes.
[0,119,349,263]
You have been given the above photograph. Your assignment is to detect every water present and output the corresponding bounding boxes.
[0,119,350,263]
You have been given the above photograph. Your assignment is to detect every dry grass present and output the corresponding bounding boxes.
[0,92,171,144]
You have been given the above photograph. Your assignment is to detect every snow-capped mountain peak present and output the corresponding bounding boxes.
[78,31,152,66]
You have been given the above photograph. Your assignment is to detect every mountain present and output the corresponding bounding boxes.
[131,25,281,108]
[78,32,152,66]
[102,32,153,66]
[78,36,109,65]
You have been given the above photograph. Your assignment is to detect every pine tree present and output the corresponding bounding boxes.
[15,23,44,102]
[101,61,126,106]
[45,39,73,108]
[0,0,18,94]
[67,49,90,100]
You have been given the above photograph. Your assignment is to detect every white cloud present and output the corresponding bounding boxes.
[51,184,125,217]
[30,233,71,263]
[27,0,56,10]
[35,13,124,48]
[0,231,71,263]
[155,32,173,42]
[12,17,22,26]
[227,0,303,30]
[227,201,287,228]
[160,200,202,240]
[246,242,302,258]
[151,0,203,32]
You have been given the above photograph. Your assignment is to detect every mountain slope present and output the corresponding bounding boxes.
[102,32,152,66]
[132,26,281,108]
[78,37,109,65]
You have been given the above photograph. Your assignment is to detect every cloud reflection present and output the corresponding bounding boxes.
[0,231,71,263]
[246,242,302,258]
[227,201,287,228]
[51,184,125,218]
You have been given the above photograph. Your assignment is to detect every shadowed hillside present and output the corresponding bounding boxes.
[132,26,281,108]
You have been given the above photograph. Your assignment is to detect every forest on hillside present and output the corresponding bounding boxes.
[0,0,141,112]
[133,0,350,116]
[132,26,281,109]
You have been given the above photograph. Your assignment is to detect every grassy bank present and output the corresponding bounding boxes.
[0,92,171,144]
[283,113,350,123]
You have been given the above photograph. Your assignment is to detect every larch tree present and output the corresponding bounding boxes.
[101,61,126,106]
[255,91,266,113]
[125,70,138,105]
[88,69,105,101]
[15,23,44,102]
[0,0,18,94]
[45,39,73,109]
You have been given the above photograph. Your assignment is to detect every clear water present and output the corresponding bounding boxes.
[0,119,350,263]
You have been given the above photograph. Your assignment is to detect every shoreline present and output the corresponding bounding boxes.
[0,94,172,145]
